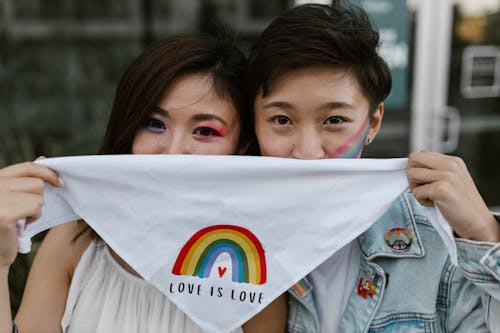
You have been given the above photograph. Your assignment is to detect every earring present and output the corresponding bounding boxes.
[365,137,372,145]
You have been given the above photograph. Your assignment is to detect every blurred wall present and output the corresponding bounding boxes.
[0,1,151,166]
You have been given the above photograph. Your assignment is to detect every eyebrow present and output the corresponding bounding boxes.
[153,106,169,116]
[262,101,355,112]
[153,106,229,126]
[191,113,229,126]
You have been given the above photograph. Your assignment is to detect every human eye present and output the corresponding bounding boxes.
[193,127,220,138]
[271,115,292,125]
[324,116,346,125]
[143,116,166,133]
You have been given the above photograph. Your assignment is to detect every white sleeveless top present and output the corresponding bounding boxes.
[61,241,243,333]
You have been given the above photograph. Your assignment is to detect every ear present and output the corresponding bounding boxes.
[365,103,384,145]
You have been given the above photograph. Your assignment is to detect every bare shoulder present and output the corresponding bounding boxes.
[14,221,93,333]
[242,293,288,333]
[39,220,93,274]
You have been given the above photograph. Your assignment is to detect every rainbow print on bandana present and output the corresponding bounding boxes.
[329,113,370,158]
[172,225,267,285]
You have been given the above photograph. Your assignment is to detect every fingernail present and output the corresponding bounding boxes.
[58,177,65,187]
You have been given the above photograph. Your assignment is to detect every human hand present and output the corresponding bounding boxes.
[0,159,62,269]
[407,150,499,242]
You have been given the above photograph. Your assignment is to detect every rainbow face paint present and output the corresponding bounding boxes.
[329,113,370,158]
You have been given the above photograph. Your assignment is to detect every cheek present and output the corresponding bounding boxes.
[131,133,143,154]
[255,120,295,157]
[327,128,368,158]
[131,141,150,154]
[256,130,292,157]
[193,132,241,156]
[219,127,241,155]
[255,126,273,155]
[191,143,237,156]
[259,144,292,157]
[131,132,163,154]
[216,138,241,155]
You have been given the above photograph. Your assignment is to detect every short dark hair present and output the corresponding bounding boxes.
[247,2,392,112]
[99,33,250,154]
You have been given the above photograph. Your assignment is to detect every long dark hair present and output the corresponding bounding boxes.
[100,34,251,154]
[75,34,250,240]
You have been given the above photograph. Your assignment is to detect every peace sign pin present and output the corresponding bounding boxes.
[385,227,412,252]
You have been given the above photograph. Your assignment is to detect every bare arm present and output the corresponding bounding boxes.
[0,162,62,333]
[242,293,288,333]
[0,268,12,333]
[14,222,91,333]
[0,162,91,333]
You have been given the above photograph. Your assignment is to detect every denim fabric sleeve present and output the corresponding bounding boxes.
[455,238,500,331]
[287,282,321,333]
[480,242,500,281]
[482,212,500,280]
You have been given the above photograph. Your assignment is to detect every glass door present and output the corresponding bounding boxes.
[448,0,500,210]
[411,0,500,210]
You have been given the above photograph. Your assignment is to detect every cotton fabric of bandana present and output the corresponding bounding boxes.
[17,155,457,333]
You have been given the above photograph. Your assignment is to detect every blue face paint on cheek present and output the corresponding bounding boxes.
[329,114,370,158]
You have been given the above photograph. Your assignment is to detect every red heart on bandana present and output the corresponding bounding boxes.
[218,266,227,277]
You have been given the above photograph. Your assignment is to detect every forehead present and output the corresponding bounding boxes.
[161,73,214,106]
[260,65,369,109]
[270,65,359,93]
[158,73,236,114]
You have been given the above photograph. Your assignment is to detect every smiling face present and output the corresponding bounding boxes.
[132,73,242,155]
[254,65,384,159]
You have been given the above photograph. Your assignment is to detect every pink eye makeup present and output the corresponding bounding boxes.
[329,113,370,158]
[193,122,229,139]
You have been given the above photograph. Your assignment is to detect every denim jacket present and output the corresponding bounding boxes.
[288,192,500,333]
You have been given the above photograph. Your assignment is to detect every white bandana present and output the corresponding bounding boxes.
[18,155,456,333]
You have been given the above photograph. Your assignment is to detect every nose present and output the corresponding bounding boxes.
[292,129,327,160]
[166,133,190,154]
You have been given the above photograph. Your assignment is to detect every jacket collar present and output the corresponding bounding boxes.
[358,192,426,260]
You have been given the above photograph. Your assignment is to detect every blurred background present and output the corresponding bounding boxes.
[1,0,500,313]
